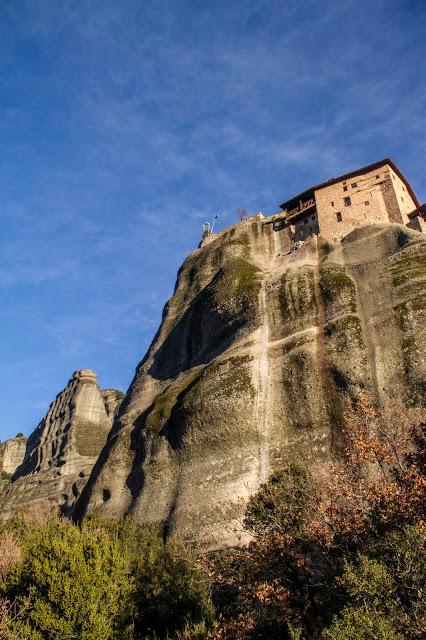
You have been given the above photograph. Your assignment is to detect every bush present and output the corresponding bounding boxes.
[321,525,425,640]
[1,516,214,640]
[129,529,214,638]
[244,463,314,539]
[322,608,403,640]
[5,518,132,640]
[208,393,426,639]
[0,532,22,583]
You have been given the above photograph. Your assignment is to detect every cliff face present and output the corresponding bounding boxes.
[0,370,124,521]
[0,436,27,477]
[70,220,424,548]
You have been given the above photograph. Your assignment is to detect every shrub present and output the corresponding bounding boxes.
[129,529,214,638]
[322,608,403,640]
[321,525,425,640]
[5,518,132,640]
[243,463,314,539]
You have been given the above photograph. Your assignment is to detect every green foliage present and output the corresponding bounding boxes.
[1,517,214,640]
[244,463,313,537]
[5,518,132,640]
[322,608,404,640]
[129,530,214,638]
[338,555,396,609]
[322,526,425,640]
[15,433,24,438]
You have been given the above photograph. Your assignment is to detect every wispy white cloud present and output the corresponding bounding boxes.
[0,0,425,439]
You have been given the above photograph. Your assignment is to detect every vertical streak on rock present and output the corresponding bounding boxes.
[255,226,273,485]
[257,282,270,485]
[313,237,326,369]
[346,264,382,404]
[312,237,332,445]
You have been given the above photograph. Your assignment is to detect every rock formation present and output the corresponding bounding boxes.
[0,436,27,476]
[0,370,123,521]
[73,219,426,548]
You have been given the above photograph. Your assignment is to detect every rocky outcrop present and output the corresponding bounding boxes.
[0,436,27,476]
[73,219,426,549]
[0,436,27,495]
[0,370,123,521]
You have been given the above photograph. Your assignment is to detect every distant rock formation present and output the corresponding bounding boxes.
[73,220,426,549]
[0,436,27,476]
[0,370,123,521]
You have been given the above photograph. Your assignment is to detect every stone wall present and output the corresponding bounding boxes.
[291,209,319,243]
[390,169,418,223]
[314,163,417,241]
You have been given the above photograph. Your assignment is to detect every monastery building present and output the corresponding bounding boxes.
[278,158,425,243]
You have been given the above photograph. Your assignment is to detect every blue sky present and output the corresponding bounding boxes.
[1,0,425,441]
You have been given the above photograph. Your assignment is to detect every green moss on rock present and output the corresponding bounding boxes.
[186,354,256,403]
[146,369,202,431]
[390,251,426,287]
[213,257,262,308]
[320,266,357,315]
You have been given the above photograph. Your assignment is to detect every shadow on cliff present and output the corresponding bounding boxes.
[125,368,204,505]
[147,268,253,381]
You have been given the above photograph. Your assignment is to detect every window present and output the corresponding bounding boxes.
[336,212,342,222]
[365,200,369,206]
[401,197,404,202]
[351,182,357,188]
[343,185,348,192]
[311,215,316,221]
[344,196,351,206]
[402,186,405,191]
[331,201,334,206]
[376,174,380,178]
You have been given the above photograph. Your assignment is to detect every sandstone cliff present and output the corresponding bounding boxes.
[70,220,424,548]
[0,370,123,520]
[0,436,27,477]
